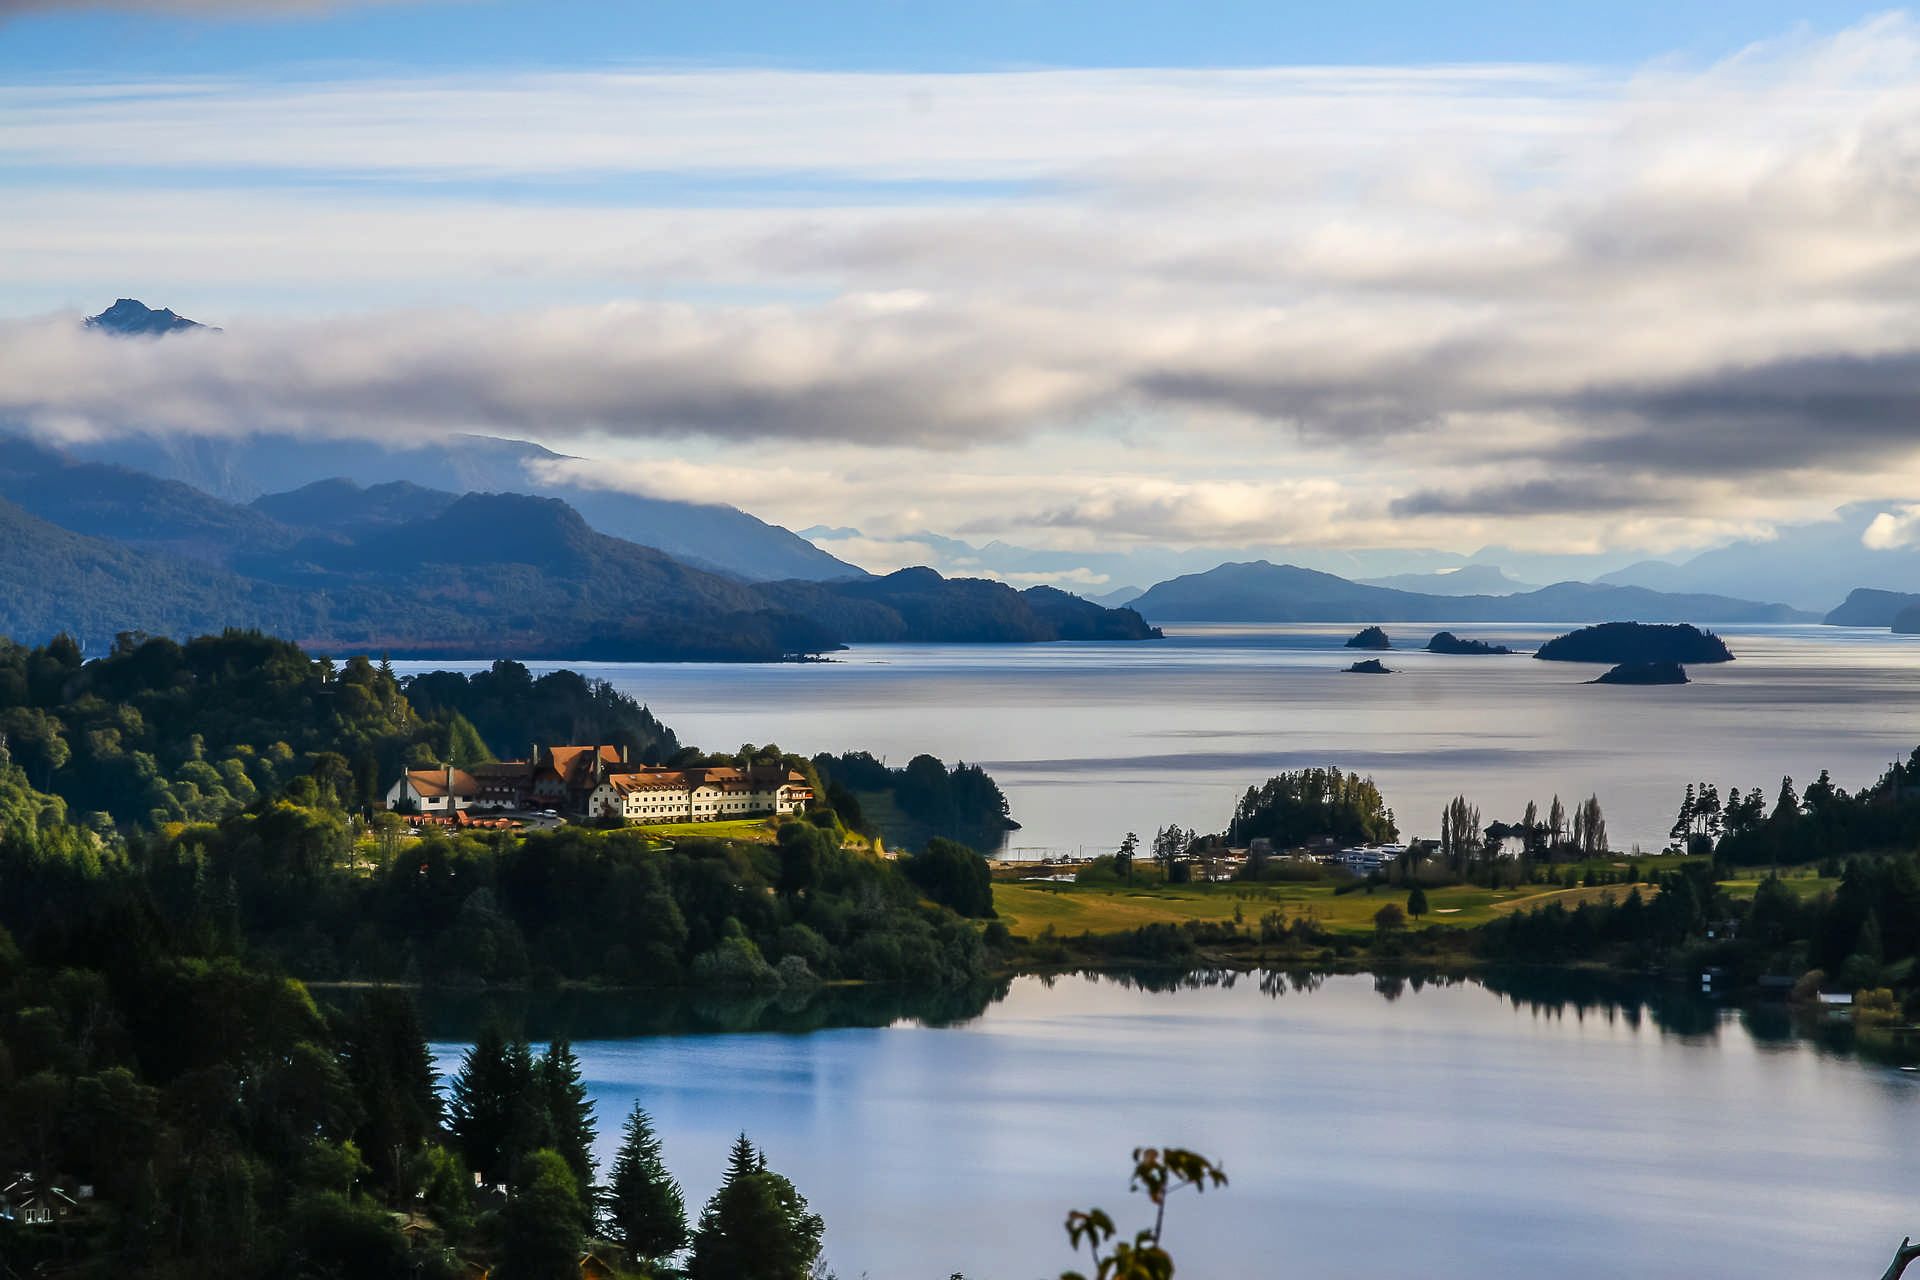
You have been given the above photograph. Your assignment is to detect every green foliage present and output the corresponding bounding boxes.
[403,660,678,764]
[812,750,1014,846]
[606,1103,689,1263]
[497,1149,587,1280]
[687,1135,824,1280]
[535,1038,597,1200]
[1228,768,1397,849]
[903,838,996,918]
[1061,1147,1228,1280]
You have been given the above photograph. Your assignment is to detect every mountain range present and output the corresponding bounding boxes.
[0,428,1155,660]
[1128,561,1812,624]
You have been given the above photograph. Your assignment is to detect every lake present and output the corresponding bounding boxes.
[400,623,1920,856]
[426,971,1920,1279]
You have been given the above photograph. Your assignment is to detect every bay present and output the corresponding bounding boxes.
[401,623,1920,856]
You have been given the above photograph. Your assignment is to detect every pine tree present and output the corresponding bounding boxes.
[688,1137,824,1280]
[1406,884,1429,920]
[606,1103,688,1264]
[535,1039,597,1198]
[497,1149,585,1280]
[448,1026,518,1185]
[338,989,442,1202]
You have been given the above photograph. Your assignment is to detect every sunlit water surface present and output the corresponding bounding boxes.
[427,973,1920,1280]
[401,623,1920,854]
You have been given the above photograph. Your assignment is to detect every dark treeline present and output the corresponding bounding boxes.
[1481,854,1920,1003]
[400,660,680,765]
[6,801,997,992]
[1687,753,1920,868]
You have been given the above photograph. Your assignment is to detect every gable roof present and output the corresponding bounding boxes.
[402,768,480,798]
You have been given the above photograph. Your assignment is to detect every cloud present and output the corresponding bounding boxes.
[10,17,1920,556]
[1863,505,1920,550]
[1391,477,1684,519]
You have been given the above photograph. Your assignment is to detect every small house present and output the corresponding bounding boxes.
[0,1173,81,1226]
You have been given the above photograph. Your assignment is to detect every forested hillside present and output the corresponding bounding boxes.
[0,446,1158,659]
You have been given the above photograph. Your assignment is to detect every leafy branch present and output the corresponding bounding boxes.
[1061,1147,1227,1280]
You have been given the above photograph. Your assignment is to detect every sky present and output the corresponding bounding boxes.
[3,0,1919,581]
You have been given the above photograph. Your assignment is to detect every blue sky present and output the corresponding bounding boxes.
[4,0,1919,580]
[0,0,1894,77]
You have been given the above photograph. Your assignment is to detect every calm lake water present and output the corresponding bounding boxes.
[402,623,1920,855]
[427,972,1920,1280]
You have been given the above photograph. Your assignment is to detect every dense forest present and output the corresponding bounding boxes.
[0,634,675,830]
[0,631,1005,991]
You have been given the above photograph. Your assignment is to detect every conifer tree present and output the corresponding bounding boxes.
[338,988,441,1201]
[606,1103,688,1264]
[687,1136,824,1280]
[497,1149,585,1280]
[448,1026,517,1185]
[535,1039,597,1204]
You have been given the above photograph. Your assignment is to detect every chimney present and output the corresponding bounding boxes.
[447,764,456,798]
[622,743,629,765]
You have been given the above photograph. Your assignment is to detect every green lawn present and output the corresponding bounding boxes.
[990,878,1659,938]
[631,817,782,842]
[1718,872,1838,899]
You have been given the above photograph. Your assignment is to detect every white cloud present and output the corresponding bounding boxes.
[1863,505,1920,550]
[9,18,1920,556]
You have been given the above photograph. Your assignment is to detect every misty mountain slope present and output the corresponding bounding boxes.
[251,478,460,531]
[1595,502,1920,612]
[61,428,864,582]
[1130,561,1810,624]
[0,435,298,566]
[1359,564,1539,595]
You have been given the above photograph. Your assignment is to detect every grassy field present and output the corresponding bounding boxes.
[1718,872,1838,899]
[627,816,885,854]
[991,877,1663,938]
[633,817,783,842]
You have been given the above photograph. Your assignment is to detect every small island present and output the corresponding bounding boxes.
[1426,631,1513,655]
[1590,660,1690,685]
[1345,626,1392,649]
[1894,604,1920,635]
[1534,621,1733,665]
[1345,658,1393,674]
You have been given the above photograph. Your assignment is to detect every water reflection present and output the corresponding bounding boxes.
[405,964,1915,1066]
[415,969,1920,1280]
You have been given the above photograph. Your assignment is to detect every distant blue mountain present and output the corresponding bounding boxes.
[1131,560,1811,624]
